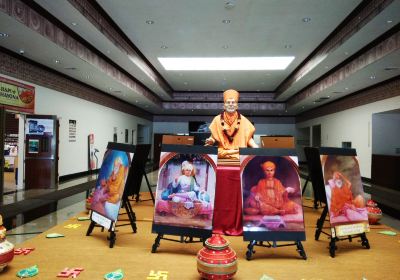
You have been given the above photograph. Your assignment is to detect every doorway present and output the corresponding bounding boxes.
[2,111,22,195]
[312,124,321,147]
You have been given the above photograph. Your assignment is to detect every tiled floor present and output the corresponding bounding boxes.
[5,172,399,245]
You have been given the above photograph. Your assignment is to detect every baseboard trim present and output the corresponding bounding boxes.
[59,169,99,183]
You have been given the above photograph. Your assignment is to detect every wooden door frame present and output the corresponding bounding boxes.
[0,108,5,197]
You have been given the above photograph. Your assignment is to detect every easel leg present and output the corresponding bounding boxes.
[109,230,116,248]
[315,206,328,241]
[86,221,95,236]
[246,240,257,260]
[152,233,163,253]
[296,241,307,260]
[143,172,155,204]
[124,198,137,233]
[302,176,309,196]
[329,238,337,258]
[360,233,370,249]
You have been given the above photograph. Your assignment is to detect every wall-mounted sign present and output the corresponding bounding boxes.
[0,76,35,113]
[26,118,54,136]
[69,120,77,142]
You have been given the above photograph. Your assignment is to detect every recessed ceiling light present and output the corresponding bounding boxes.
[222,45,229,49]
[344,52,349,55]
[0,32,9,37]
[384,67,399,71]
[146,20,154,24]
[161,45,168,49]
[327,96,330,98]
[369,75,376,79]
[135,100,139,103]
[71,22,77,26]
[85,75,90,79]
[284,44,292,49]
[345,87,349,90]
[222,19,231,24]
[302,17,311,23]
[109,87,113,90]
[55,59,60,64]
[158,57,295,71]
[225,1,236,9]
[386,20,393,24]
[183,82,188,85]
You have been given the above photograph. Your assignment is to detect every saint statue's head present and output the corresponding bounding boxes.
[223,89,239,113]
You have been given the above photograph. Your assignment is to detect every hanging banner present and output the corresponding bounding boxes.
[0,76,35,113]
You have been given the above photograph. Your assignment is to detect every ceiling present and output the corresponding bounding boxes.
[0,0,399,116]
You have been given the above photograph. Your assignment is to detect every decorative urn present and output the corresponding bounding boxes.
[366,199,382,225]
[197,234,237,279]
[0,215,14,272]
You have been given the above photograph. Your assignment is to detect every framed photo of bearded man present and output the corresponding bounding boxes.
[240,148,306,242]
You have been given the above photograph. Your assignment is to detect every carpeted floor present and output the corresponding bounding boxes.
[2,195,399,280]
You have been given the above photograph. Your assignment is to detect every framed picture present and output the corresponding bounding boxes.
[240,148,306,242]
[89,143,133,229]
[152,145,217,238]
[320,147,369,236]
[28,139,39,154]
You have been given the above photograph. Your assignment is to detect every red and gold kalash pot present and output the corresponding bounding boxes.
[366,199,382,225]
[0,214,14,271]
[197,234,238,279]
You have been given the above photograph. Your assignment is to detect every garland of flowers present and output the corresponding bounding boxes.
[220,111,241,143]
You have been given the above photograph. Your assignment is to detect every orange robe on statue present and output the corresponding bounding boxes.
[248,178,297,215]
[209,113,255,159]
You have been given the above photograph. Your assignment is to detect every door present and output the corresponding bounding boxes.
[24,114,57,189]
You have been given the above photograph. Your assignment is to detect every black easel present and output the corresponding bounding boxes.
[315,205,370,257]
[151,234,205,253]
[303,147,327,209]
[86,185,137,248]
[246,240,306,260]
[126,144,155,204]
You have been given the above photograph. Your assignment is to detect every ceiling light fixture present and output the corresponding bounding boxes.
[161,45,168,49]
[386,20,393,24]
[225,1,236,9]
[370,75,376,79]
[55,59,60,64]
[384,67,399,71]
[302,17,311,23]
[0,32,9,37]
[222,45,229,49]
[158,56,295,70]
[284,44,292,49]
[222,19,231,24]
[71,22,77,26]
[146,20,154,24]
